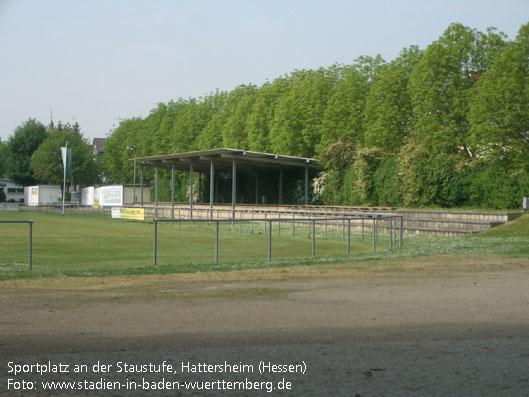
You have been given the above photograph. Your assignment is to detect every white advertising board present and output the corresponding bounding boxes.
[99,185,123,207]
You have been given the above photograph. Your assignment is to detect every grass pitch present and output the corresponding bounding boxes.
[1,211,528,280]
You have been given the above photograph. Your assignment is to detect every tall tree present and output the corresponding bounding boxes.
[6,119,47,185]
[170,98,214,152]
[221,84,257,149]
[196,91,228,150]
[318,57,384,155]
[409,23,506,155]
[247,77,289,153]
[152,100,185,154]
[30,123,99,186]
[364,47,422,152]
[469,22,529,162]
[270,68,338,157]
[0,140,7,177]
[103,118,145,184]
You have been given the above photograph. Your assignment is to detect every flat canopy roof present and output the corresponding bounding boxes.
[133,148,320,172]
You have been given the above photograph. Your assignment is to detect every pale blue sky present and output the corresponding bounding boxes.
[1,0,528,142]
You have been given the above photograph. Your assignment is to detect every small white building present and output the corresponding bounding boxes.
[0,179,25,202]
[24,185,62,206]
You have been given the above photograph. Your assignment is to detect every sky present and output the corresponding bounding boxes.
[1,0,528,142]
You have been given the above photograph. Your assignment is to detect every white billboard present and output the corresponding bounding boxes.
[99,185,123,207]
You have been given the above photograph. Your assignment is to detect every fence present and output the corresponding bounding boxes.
[17,204,403,268]
[0,220,33,269]
[154,215,403,266]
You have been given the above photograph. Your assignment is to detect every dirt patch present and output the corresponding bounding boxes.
[2,257,529,395]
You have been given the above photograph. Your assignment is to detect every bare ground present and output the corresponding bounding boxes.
[1,257,529,395]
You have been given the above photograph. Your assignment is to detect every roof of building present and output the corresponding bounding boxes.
[92,138,106,155]
[133,148,320,172]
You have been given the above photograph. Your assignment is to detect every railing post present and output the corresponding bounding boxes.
[154,220,158,267]
[324,211,327,240]
[362,214,365,242]
[399,216,403,249]
[389,216,393,252]
[312,220,316,257]
[372,218,376,253]
[29,221,33,270]
[268,220,272,260]
[347,218,351,256]
[215,220,219,264]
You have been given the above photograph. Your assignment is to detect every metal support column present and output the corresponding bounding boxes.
[154,166,159,219]
[171,164,175,220]
[399,216,403,249]
[133,157,136,205]
[372,218,376,253]
[215,220,219,264]
[140,164,144,206]
[312,220,316,256]
[267,220,272,260]
[189,161,194,220]
[279,167,283,205]
[304,165,309,205]
[210,159,215,219]
[29,222,33,270]
[198,171,202,204]
[153,220,158,267]
[347,219,351,256]
[255,171,259,204]
[232,157,237,219]
[389,217,393,252]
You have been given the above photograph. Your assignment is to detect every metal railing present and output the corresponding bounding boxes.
[153,215,403,266]
[1,220,33,270]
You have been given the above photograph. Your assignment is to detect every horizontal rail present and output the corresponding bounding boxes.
[153,216,403,266]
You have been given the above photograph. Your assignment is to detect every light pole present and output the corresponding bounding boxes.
[127,145,136,205]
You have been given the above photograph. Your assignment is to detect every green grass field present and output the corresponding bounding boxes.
[1,211,528,280]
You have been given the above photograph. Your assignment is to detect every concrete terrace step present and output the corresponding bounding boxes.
[389,210,522,236]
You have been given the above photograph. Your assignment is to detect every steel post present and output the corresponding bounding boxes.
[312,220,316,256]
[268,220,272,260]
[154,220,158,267]
[29,222,33,270]
[399,216,403,249]
[347,219,351,256]
[215,220,219,264]
[372,218,376,253]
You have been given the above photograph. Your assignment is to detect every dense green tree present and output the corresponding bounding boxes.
[170,98,215,152]
[247,77,289,152]
[0,140,7,177]
[103,118,145,183]
[318,62,372,154]
[196,91,228,150]
[152,101,185,154]
[221,84,257,149]
[469,22,529,162]
[270,68,339,157]
[409,23,506,155]
[30,123,99,186]
[364,47,422,151]
[6,119,47,185]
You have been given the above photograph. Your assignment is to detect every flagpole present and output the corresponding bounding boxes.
[62,141,67,216]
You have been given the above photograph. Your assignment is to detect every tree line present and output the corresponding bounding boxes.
[2,22,528,209]
[0,120,100,192]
